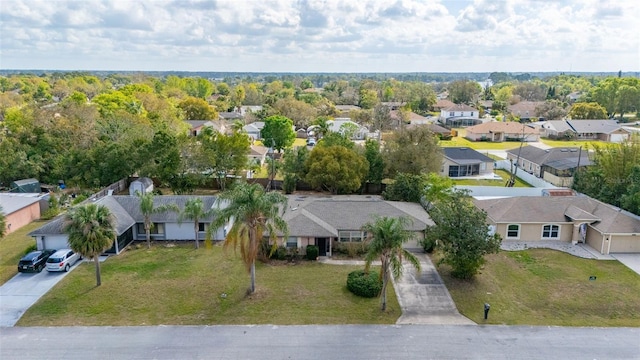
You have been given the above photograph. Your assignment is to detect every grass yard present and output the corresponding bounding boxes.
[439,136,522,150]
[452,169,532,187]
[0,221,43,285]
[539,138,601,149]
[18,244,400,326]
[435,249,640,327]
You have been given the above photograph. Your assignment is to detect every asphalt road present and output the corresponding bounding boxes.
[1,325,638,360]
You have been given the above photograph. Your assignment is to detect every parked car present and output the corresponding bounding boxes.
[307,138,316,146]
[18,250,56,273]
[46,249,81,272]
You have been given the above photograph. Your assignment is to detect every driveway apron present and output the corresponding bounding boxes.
[394,253,475,325]
[0,265,77,327]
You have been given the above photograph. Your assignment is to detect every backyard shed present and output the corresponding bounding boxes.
[129,177,154,196]
[10,178,41,193]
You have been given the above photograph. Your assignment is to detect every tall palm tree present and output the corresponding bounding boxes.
[136,191,179,249]
[211,182,288,294]
[0,205,6,238]
[363,216,421,311]
[64,203,116,287]
[178,198,215,249]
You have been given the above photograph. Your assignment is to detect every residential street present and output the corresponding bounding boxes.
[1,325,638,359]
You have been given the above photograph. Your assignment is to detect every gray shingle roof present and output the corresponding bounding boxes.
[566,119,624,134]
[443,147,493,165]
[473,196,640,234]
[283,195,432,237]
[506,146,592,168]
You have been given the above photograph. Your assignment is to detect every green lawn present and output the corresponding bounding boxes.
[0,221,43,285]
[18,244,399,326]
[435,249,640,327]
[452,169,532,187]
[539,138,601,149]
[440,128,604,150]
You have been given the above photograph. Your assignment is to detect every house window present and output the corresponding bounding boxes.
[338,231,366,242]
[198,223,207,232]
[542,224,560,239]
[137,223,165,235]
[286,237,298,248]
[507,224,520,239]
[449,112,454,116]
[470,112,474,117]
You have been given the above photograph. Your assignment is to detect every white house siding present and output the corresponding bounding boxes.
[37,235,69,250]
[609,133,628,143]
[164,223,226,241]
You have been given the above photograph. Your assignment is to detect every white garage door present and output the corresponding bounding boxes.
[609,236,640,253]
[610,134,627,143]
[42,236,70,251]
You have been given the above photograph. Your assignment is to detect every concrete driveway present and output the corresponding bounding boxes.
[611,254,640,276]
[394,253,474,325]
[0,265,79,327]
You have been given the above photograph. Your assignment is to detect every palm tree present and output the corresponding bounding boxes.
[178,198,215,249]
[0,205,6,238]
[363,216,421,311]
[211,182,288,294]
[64,203,116,287]
[136,191,178,249]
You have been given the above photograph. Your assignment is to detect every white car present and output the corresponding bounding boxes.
[46,249,81,272]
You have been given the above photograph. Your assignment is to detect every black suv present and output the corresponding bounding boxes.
[18,250,56,273]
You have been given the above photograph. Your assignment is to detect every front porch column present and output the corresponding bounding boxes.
[571,224,581,245]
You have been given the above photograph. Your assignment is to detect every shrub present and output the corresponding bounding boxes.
[282,175,296,194]
[270,246,287,260]
[421,237,435,253]
[23,244,37,255]
[347,270,382,298]
[334,242,368,258]
[306,245,318,260]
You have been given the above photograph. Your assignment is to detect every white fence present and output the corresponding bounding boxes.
[495,160,557,188]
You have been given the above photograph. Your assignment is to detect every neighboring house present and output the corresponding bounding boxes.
[440,104,481,127]
[278,195,433,256]
[433,99,455,111]
[436,91,449,101]
[248,145,269,167]
[506,146,592,187]
[532,120,575,140]
[391,110,432,126]
[239,105,263,116]
[381,102,405,110]
[473,196,640,254]
[565,91,583,103]
[28,195,228,254]
[327,118,369,140]
[465,122,540,142]
[295,128,308,139]
[186,120,228,136]
[441,147,494,178]
[566,119,630,142]
[478,100,493,112]
[0,193,43,235]
[406,123,452,139]
[218,112,244,121]
[9,178,40,193]
[243,121,265,141]
[335,105,361,117]
[507,101,546,122]
[129,177,154,196]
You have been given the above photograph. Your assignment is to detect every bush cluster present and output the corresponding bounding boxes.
[333,242,368,258]
[306,245,319,260]
[347,270,382,298]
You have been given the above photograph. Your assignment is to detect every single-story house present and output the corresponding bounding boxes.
[248,145,269,167]
[243,121,265,141]
[466,122,540,142]
[381,102,405,111]
[506,146,592,187]
[239,106,263,116]
[441,147,494,178]
[0,193,44,235]
[278,195,433,256]
[531,120,575,140]
[440,104,481,127]
[218,112,244,121]
[566,119,630,142]
[407,123,452,140]
[473,196,640,254]
[186,120,228,137]
[507,101,546,122]
[327,118,369,140]
[335,105,361,117]
[29,195,228,254]
[391,110,432,126]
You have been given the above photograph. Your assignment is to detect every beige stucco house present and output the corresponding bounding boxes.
[466,122,540,142]
[473,196,640,254]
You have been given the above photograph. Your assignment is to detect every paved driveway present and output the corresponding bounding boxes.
[0,265,78,327]
[611,254,640,276]
[394,253,474,325]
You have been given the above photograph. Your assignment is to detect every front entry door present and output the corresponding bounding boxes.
[317,238,327,256]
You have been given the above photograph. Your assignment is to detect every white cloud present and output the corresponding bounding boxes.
[0,0,637,72]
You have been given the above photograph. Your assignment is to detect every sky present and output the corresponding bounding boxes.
[1,0,639,73]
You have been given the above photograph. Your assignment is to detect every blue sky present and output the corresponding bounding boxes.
[1,0,638,73]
